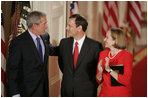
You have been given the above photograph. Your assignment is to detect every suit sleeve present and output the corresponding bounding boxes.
[41,32,59,56]
[6,38,21,96]
[117,52,133,86]
[48,34,59,56]
[95,43,103,61]
[58,39,64,73]
[48,44,59,56]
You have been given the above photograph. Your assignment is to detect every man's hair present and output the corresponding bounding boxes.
[110,28,126,49]
[69,14,88,32]
[27,11,46,28]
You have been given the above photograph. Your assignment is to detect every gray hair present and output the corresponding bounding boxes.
[27,11,46,28]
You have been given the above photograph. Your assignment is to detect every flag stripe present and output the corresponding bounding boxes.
[128,1,141,38]
[103,21,108,32]
[130,1,141,19]
[1,10,6,97]
[130,12,141,37]
[1,53,6,71]
[110,9,118,27]
[1,39,6,57]
[130,20,141,38]
[129,2,141,24]
[1,68,6,85]
[1,82,5,97]
[1,25,6,57]
[130,11,141,30]
[102,1,119,37]
[1,26,5,40]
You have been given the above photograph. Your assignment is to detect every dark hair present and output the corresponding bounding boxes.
[110,28,126,49]
[69,14,88,32]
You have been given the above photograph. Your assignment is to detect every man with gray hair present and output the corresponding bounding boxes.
[6,11,58,97]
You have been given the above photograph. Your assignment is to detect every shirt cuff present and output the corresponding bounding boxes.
[12,94,21,97]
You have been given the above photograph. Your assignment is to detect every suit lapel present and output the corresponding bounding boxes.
[40,36,47,62]
[40,36,48,69]
[75,37,89,70]
[26,31,43,64]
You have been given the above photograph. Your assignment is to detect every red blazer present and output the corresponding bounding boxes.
[96,49,133,97]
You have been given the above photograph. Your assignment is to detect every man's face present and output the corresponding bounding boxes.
[35,16,48,35]
[66,18,78,37]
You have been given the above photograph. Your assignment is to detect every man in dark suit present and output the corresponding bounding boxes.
[6,11,58,97]
[58,14,103,97]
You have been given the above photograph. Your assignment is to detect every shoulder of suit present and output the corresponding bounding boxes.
[11,31,28,43]
[86,37,102,46]
[61,37,73,42]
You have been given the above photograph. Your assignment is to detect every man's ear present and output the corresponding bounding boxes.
[32,24,37,28]
[77,25,82,32]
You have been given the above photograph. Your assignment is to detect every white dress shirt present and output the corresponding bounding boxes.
[73,34,86,54]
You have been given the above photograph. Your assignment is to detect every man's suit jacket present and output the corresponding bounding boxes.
[6,31,58,97]
[58,36,103,97]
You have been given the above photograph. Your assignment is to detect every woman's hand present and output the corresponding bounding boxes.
[105,57,118,80]
[97,60,103,81]
[105,57,111,72]
[98,59,103,72]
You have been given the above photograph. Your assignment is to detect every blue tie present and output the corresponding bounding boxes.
[36,37,43,62]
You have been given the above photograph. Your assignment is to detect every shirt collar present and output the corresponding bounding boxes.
[28,29,41,40]
[74,34,86,46]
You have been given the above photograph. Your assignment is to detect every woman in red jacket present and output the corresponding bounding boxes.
[96,28,133,97]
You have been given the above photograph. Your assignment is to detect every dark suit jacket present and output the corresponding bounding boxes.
[6,31,58,97]
[58,36,103,97]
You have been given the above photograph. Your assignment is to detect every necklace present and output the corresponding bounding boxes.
[108,50,121,59]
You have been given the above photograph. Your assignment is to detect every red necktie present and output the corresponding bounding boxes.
[73,42,79,69]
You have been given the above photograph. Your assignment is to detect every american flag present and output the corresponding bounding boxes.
[127,1,141,38]
[1,10,6,97]
[102,1,119,37]
[9,1,31,46]
[8,1,20,46]
[70,1,79,16]
[2,2,31,96]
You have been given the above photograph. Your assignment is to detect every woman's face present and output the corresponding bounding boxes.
[104,30,115,49]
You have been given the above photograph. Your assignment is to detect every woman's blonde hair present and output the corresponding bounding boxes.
[110,28,126,49]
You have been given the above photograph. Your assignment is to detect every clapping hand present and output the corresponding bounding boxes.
[105,57,111,72]
[98,59,103,72]
[97,60,103,81]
